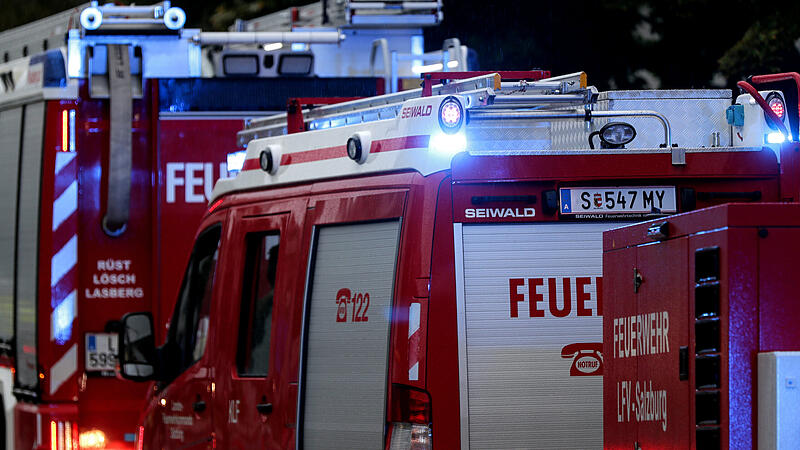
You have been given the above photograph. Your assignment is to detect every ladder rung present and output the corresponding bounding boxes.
[491,94,590,105]
[237,71,595,146]
[238,72,499,145]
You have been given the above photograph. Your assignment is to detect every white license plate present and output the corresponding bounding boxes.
[559,187,677,215]
[85,333,118,372]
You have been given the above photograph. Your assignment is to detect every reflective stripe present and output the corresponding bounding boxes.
[408,302,420,337]
[51,235,77,288]
[52,180,77,231]
[409,362,419,382]
[54,152,76,174]
[51,290,77,342]
[50,344,77,394]
[50,150,79,398]
[408,302,421,381]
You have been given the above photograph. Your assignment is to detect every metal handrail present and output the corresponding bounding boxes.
[468,108,673,148]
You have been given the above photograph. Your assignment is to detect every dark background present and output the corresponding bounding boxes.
[4,0,800,90]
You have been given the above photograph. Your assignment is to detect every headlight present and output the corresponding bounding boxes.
[599,122,637,147]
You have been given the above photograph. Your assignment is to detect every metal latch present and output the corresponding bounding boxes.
[633,268,643,293]
[671,146,686,165]
[647,221,669,240]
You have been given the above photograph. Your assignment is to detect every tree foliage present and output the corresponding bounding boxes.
[427,0,800,90]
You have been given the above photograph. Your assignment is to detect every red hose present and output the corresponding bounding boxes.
[737,80,790,137]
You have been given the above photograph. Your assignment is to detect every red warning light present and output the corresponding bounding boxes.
[208,199,224,214]
[768,96,785,119]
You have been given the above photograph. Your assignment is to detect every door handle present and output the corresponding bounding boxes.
[193,400,207,413]
[256,402,273,415]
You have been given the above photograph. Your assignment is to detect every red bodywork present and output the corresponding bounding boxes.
[602,202,800,449]
[135,136,799,447]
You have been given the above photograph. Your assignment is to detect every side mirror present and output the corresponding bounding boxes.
[118,312,157,381]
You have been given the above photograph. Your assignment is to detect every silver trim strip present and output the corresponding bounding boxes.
[192,31,344,45]
[36,413,41,447]
[465,146,764,156]
[0,85,78,111]
[159,111,280,120]
[295,225,317,450]
[452,223,470,450]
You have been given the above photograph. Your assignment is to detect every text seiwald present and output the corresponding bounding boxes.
[509,276,602,318]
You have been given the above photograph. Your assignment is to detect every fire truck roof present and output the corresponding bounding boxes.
[211,71,768,204]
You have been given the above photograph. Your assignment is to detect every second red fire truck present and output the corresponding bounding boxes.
[118,70,800,448]
[603,202,800,450]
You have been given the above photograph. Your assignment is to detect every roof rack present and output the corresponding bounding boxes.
[0,1,183,64]
[237,71,592,145]
[0,3,86,63]
[77,2,185,33]
[215,71,757,203]
[230,0,443,31]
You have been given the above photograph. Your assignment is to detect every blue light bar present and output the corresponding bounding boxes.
[767,132,786,144]
[53,292,76,345]
[227,150,247,176]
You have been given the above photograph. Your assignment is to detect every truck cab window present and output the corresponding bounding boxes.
[237,233,280,376]
[164,225,221,380]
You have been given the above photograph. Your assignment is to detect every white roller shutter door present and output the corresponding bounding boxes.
[456,222,626,449]
[0,106,22,344]
[15,102,45,391]
[300,220,401,449]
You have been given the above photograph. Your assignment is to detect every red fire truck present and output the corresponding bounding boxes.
[117,70,799,448]
[600,74,800,450]
[0,1,396,448]
[603,202,800,450]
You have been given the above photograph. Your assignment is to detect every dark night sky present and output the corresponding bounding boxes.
[4,0,800,90]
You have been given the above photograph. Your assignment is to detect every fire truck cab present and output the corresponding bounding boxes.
[118,71,800,448]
